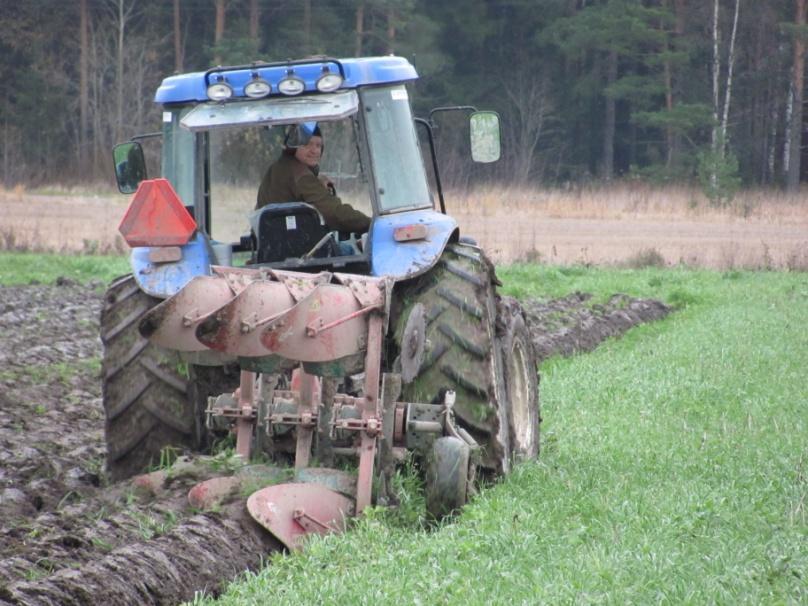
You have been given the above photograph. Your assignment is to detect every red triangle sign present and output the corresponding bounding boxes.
[118,178,196,247]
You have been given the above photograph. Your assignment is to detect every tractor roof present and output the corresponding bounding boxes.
[155,56,418,105]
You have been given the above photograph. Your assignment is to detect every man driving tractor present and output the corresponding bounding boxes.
[256,122,371,234]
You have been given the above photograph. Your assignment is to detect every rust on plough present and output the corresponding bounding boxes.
[140,266,400,548]
[246,483,354,552]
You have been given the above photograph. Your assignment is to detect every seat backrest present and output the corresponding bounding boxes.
[253,202,330,263]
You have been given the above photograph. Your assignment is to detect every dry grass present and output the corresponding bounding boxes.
[2,182,806,270]
[451,182,808,223]
[449,184,808,269]
[0,184,129,255]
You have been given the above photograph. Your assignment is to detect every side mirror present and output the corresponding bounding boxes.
[112,142,147,194]
[469,111,501,163]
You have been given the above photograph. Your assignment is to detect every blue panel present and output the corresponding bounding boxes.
[370,210,457,280]
[156,56,418,104]
[131,232,212,298]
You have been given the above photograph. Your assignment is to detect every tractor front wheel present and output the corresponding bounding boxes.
[497,297,540,462]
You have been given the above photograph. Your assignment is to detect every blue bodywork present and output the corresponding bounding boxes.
[141,55,455,299]
[131,232,212,298]
[370,211,457,280]
[156,56,417,104]
[136,210,458,298]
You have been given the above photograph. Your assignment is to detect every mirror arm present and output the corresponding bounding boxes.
[427,105,478,129]
[131,131,163,142]
[415,117,445,214]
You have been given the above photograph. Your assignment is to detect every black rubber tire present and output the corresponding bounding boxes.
[426,436,471,519]
[497,297,541,463]
[393,243,509,474]
[101,275,236,481]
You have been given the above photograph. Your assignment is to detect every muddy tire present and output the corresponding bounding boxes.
[393,243,509,474]
[497,297,540,462]
[101,275,233,481]
[426,436,471,519]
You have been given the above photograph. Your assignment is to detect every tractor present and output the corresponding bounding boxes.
[105,56,539,549]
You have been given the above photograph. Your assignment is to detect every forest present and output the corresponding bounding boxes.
[2,0,808,196]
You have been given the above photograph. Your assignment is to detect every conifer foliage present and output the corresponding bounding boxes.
[0,0,806,190]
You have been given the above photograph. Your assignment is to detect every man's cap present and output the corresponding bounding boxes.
[284,122,322,148]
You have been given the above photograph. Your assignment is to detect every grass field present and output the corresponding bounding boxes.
[188,266,807,605]
[0,254,804,604]
[0,252,128,286]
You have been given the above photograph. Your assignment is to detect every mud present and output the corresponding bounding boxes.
[0,282,670,605]
[521,292,672,363]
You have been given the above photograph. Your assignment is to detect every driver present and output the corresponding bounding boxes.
[256,122,370,234]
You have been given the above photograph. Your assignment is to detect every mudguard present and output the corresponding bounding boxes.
[370,209,457,281]
[130,232,212,298]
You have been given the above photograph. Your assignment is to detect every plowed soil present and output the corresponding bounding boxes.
[0,281,670,605]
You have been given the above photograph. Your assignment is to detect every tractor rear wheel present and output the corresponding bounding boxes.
[100,275,235,481]
[394,243,510,474]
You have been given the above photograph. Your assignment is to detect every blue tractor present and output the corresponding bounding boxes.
[106,56,538,538]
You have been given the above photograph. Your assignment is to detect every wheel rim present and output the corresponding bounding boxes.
[509,337,534,452]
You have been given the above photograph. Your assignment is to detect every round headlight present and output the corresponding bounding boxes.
[207,82,233,101]
[244,78,271,98]
[316,72,343,92]
[278,75,305,96]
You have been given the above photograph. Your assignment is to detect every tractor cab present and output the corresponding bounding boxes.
[113,57,501,295]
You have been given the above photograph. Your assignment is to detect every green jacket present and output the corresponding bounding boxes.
[256,152,371,233]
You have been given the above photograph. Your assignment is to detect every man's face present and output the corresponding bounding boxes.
[294,135,323,168]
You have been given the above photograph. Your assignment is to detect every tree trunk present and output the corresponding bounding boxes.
[711,0,721,155]
[720,0,740,153]
[304,0,311,54]
[387,7,396,54]
[249,0,260,51]
[503,75,549,184]
[663,0,687,168]
[784,82,794,176]
[80,0,89,171]
[768,100,778,183]
[116,0,126,144]
[601,49,617,180]
[355,3,364,56]
[787,0,807,191]
[214,0,226,65]
[174,0,183,72]
[663,57,674,166]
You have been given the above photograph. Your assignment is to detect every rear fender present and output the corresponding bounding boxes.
[130,232,212,298]
[370,210,457,280]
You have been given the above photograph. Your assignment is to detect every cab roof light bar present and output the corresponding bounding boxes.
[204,57,346,87]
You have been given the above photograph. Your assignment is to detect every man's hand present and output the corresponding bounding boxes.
[318,174,336,196]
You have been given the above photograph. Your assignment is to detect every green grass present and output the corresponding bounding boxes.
[0,252,129,286]
[193,266,807,605]
[499,263,716,307]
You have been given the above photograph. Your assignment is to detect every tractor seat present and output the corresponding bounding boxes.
[250,202,337,264]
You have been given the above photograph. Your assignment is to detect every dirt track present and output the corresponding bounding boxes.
[0,281,670,605]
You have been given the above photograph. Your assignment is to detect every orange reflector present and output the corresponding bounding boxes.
[119,178,196,247]
[148,246,182,263]
[393,224,428,242]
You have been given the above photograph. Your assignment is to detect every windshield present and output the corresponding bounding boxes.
[362,85,432,212]
[207,118,372,243]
